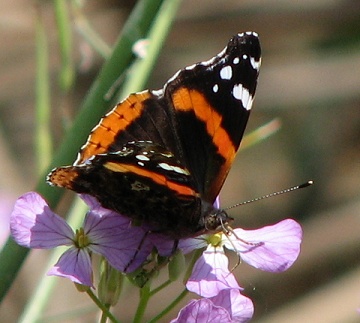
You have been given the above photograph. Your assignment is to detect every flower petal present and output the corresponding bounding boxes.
[47,247,93,287]
[224,219,302,272]
[80,194,101,210]
[83,206,130,234]
[171,298,232,323]
[80,194,120,218]
[10,192,74,248]
[214,196,220,209]
[211,289,254,322]
[186,245,241,298]
[85,211,153,273]
[178,235,208,254]
[148,233,177,257]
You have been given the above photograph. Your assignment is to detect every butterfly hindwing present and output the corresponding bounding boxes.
[49,141,203,238]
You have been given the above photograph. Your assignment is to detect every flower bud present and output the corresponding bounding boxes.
[168,250,185,281]
[98,261,123,306]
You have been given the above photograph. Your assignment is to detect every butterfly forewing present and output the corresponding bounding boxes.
[164,32,261,202]
[75,91,179,165]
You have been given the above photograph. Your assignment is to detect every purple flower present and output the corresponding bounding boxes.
[10,192,157,286]
[179,219,302,297]
[172,246,254,322]
[171,288,253,323]
[172,219,302,322]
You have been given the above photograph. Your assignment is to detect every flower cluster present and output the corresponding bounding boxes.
[10,192,302,321]
[171,218,302,321]
[10,192,174,287]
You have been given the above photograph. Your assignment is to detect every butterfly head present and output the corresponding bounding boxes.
[200,201,234,234]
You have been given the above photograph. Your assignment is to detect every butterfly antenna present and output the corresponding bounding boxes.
[224,180,313,211]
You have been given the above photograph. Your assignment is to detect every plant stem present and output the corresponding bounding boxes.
[54,0,74,90]
[149,279,172,297]
[35,5,52,175]
[87,289,119,323]
[148,289,189,323]
[118,0,182,99]
[133,284,151,323]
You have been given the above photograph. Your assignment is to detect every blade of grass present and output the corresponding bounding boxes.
[118,0,182,98]
[54,0,75,91]
[35,6,52,175]
[72,1,112,59]
[240,118,281,150]
[0,0,166,303]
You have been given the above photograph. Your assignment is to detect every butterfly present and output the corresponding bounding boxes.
[47,32,261,239]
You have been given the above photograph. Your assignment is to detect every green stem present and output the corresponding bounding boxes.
[133,284,151,323]
[118,0,182,99]
[148,249,202,322]
[145,250,203,322]
[149,279,172,297]
[240,118,281,150]
[100,304,111,323]
[35,6,52,175]
[72,1,112,58]
[54,0,74,90]
[87,289,119,323]
[148,289,189,323]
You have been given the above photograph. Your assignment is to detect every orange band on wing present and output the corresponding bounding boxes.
[104,161,197,197]
[172,87,236,162]
[77,91,151,164]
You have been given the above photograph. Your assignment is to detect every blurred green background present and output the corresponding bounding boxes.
[1,0,360,322]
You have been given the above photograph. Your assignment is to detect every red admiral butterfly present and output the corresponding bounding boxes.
[47,32,261,239]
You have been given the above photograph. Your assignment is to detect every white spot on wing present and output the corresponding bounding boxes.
[239,31,258,38]
[172,166,189,175]
[233,84,253,110]
[233,57,240,64]
[250,56,261,71]
[158,162,172,171]
[220,65,232,80]
[158,163,189,175]
[136,155,150,161]
[213,84,219,93]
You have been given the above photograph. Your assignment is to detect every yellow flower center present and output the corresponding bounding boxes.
[74,228,90,248]
[208,233,223,248]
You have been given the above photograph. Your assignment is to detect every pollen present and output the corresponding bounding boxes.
[208,233,223,247]
[74,228,90,248]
